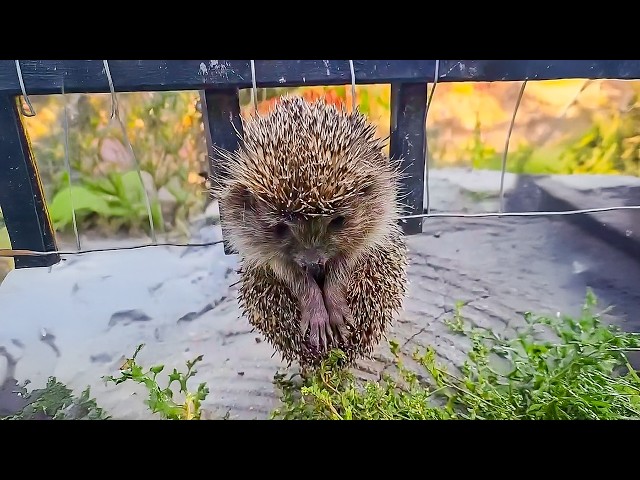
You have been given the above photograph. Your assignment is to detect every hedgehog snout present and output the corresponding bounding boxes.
[294,248,328,287]
[293,248,328,269]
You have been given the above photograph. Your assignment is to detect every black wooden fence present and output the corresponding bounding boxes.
[2,60,640,269]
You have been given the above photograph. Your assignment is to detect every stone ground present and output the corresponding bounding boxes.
[1,168,640,419]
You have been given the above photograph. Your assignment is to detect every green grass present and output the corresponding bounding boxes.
[272,290,640,420]
[3,290,639,420]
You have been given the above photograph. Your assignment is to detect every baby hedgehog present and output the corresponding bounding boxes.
[213,95,408,367]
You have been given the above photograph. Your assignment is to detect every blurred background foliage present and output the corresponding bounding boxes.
[2,78,640,282]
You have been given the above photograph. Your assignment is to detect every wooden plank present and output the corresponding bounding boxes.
[2,60,640,96]
[389,83,428,235]
[0,95,59,268]
[200,88,243,255]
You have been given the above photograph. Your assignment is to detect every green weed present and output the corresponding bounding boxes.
[103,344,209,420]
[273,290,640,420]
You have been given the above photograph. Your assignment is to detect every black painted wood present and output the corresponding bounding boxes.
[0,95,59,268]
[3,60,640,96]
[200,88,243,255]
[389,83,428,235]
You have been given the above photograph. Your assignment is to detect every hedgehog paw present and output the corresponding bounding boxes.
[300,293,333,353]
[323,285,353,344]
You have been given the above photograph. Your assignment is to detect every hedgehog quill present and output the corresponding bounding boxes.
[213,96,408,367]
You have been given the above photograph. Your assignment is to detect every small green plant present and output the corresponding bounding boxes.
[103,344,210,420]
[2,377,109,420]
[273,290,640,420]
[272,349,450,420]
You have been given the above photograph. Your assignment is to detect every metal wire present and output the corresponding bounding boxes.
[401,205,640,220]
[61,81,81,251]
[250,60,258,114]
[15,60,36,117]
[348,60,356,112]
[2,205,639,259]
[424,60,440,215]
[499,80,528,214]
[0,241,224,258]
[103,60,158,244]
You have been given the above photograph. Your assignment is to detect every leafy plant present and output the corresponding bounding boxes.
[273,290,640,420]
[49,170,163,234]
[2,376,109,420]
[24,91,208,237]
[103,344,210,420]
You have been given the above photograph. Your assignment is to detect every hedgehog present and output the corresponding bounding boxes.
[212,95,408,368]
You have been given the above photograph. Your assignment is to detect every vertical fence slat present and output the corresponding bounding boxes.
[200,88,243,255]
[0,95,59,268]
[389,83,428,235]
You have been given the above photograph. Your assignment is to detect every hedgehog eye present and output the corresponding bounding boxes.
[329,215,346,230]
[274,222,290,238]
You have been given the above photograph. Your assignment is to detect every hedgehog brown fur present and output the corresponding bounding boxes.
[213,95,409,368]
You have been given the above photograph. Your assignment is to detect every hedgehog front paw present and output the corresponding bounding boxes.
[323,284,353,344]
[300,294,333,353]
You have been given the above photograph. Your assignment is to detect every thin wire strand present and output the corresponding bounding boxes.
[0,241,224,258]
[61,81,81,251]
[559,79,591,118]
[499,80,528,214]
[2,205,640,259]
[15,60,36,117]
[348,60,356,112]
[103,60,118,119]
[103,60,158,244]
[250,60,258,114]
[401,205,640,220]
[424,60,440,215]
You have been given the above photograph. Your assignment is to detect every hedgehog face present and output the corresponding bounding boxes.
[221,174,397,273]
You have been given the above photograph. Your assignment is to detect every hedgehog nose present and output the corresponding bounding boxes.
[295,249,328,269]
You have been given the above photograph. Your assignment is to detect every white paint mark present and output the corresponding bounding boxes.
[323,60,330,76]
[210,60,218,67]
[199,63,208,75]
[278,77,286,84]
